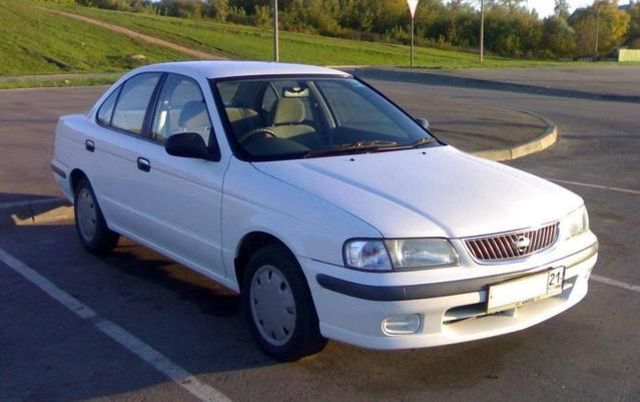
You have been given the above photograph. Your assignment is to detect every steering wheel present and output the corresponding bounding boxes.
[238,127,278,144]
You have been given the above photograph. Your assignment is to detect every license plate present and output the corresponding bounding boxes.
[487,267,565,313]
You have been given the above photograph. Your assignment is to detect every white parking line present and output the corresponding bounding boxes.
[0,247,231,402]
[591,274,640,293]
[549,179,640,195]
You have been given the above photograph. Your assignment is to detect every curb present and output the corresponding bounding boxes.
[470,110,558,161]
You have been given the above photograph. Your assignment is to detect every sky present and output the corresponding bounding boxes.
[525,0,631,17]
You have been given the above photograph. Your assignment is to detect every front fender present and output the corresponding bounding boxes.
[221,158,381,288]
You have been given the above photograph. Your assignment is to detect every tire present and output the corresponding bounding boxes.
[74,178,119,254]
[242,244,327,361]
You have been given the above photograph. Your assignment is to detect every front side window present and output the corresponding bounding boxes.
[111,73,161,135]
[316,81,399,136]
[151,74,212,144]
[215,77,436,161]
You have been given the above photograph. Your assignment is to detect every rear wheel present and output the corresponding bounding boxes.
[74,178,119,253]
[242,244,327,361]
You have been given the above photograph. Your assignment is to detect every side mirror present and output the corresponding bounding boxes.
[415,118,429,130]
[165,132,218,161]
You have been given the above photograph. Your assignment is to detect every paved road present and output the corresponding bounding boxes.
[1,70,639,401]
[431,65,640,98]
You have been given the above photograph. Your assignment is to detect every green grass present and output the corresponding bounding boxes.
[44,2,586,69]
[0,76,117,89]
[3,0,621,80]
[0,0,188,76]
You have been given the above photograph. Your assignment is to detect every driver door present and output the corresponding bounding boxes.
[130,73,227,276]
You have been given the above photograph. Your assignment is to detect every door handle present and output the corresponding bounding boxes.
[85,139,95,152]
[137,157,151,172]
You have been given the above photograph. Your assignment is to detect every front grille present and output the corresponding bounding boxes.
[464,222,559,262]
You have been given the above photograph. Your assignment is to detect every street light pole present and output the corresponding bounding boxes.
[406,0,419,68]
[594,2,600,58]
[479,0,484,63]
[273,0,279,62]
[410,15,415,67]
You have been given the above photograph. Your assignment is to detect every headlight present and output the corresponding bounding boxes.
[559,206,589,240]
[385,239,459,269]
[344,240,392,271]
[343,239,458,271]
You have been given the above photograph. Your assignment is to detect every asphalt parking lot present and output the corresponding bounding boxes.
[1,67,639,401]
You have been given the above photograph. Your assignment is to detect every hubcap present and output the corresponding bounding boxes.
[249,265,296,346]
[76,188,97,241]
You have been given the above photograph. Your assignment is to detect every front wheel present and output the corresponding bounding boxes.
[74,178,119,254]
[242,244,327,361]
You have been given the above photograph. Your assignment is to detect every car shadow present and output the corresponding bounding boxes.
[0,213,559,401]
[101,249,241,318]
[0,193,70,226]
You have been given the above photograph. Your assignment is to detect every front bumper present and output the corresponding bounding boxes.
[301,235,598,350]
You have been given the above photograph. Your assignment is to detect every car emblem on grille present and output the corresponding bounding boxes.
[512,235,531,254]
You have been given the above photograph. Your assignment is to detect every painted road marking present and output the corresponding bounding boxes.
[550,179,640,195]
[591,274,640,294]
[0,247,231,402]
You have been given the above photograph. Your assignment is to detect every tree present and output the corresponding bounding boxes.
[570,1,630,56]
[626,2,640,47]
[207,0,229,21]
[498,0,527,13]
[554,0,570,20]
[252,4,271,27]
[157,0,204,18]
[541,15,576,57]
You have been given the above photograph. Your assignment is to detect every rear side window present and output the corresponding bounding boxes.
[97,87,120,126]
[111,73,161,135]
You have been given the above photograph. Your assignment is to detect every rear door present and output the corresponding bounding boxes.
[128,73,227,276]
[89,72,163,232]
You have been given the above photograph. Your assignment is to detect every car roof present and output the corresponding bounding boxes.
[133,61,351,80]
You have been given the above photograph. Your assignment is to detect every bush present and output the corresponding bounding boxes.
[252,5,271,27]
[207,0,230,22]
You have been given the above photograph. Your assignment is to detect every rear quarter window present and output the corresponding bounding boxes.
[96,87,120,126]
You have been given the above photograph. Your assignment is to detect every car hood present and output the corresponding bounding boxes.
[252,146,583,238]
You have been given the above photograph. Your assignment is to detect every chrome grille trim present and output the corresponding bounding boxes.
[464,222,559,263]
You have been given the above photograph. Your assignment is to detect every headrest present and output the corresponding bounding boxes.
[225,107,258,123]
[178,100,209,128]
[272,98,305,125]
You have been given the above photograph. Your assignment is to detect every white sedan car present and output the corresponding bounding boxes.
[52,61,598,361]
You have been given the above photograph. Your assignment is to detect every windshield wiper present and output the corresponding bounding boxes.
[304,140,398,158]
[409,136,434,148]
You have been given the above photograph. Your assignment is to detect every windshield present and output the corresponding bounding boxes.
[213,76,437,161]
